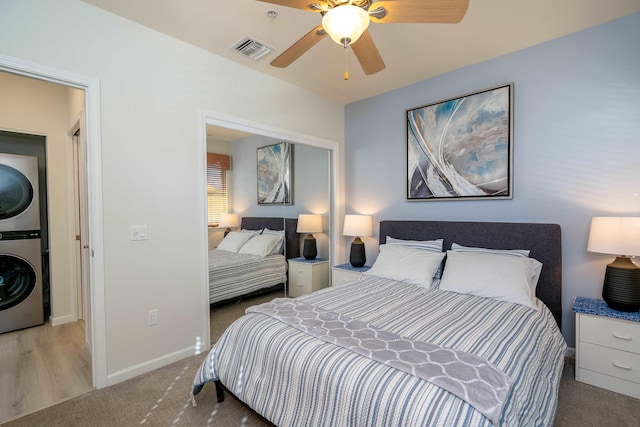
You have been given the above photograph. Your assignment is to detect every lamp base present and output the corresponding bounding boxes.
[602,256,640,312]
[349,237,366,268]
[302,234,317,260]
[224,228,231,237]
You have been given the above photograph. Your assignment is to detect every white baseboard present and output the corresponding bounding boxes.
[50,314,76,326]
[106,346,196,386]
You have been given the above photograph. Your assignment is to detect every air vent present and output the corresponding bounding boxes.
[231,37,273,61]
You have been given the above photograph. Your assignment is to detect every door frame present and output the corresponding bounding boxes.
[0,53,107,388]
[198,109,342,349]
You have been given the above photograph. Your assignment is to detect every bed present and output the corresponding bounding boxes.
[194,220,567,426]
[208,217,300,305]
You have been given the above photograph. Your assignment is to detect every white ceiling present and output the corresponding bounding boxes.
[82,0,640,105]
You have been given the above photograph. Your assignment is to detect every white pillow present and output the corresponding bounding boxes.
[451,243,530,257]
[450,243,542,291]
[217,231,254,253]
[238,234,284,257]
[363,244,446,287]
[439,251,542,309]
[262,228,285,254]
[241,228,262,235]
[386,237,445,278]
[386,237,443,252]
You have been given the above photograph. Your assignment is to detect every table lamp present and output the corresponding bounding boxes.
[587,217,640,312]
[218,213,239,237]
[343,214,372,268]
[297,214,322,260]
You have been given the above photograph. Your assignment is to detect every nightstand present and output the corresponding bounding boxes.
[288,258,329,298]
[332,263,371,286]
[573,297,640,399]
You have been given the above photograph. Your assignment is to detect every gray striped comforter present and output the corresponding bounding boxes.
[194,276,567,426]
[208,249,287,304]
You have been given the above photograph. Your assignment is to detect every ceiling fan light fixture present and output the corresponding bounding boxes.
[322,5,370,47]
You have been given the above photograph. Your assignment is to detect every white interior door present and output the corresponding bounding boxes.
[72,125,91,347]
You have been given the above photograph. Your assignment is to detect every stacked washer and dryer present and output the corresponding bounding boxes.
[0,153,44,334]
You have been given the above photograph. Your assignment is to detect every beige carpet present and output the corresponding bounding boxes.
[5,356,640,426]
[5,291,640,426]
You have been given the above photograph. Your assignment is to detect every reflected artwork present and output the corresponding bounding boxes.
[257,141,292,205]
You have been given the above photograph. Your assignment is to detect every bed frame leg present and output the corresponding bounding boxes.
[214,380,225,403]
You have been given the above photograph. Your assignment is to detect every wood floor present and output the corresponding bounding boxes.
[0,321,93,424]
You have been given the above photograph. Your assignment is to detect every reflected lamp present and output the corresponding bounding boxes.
[587,217,640,312]
[343,214,373,268]
[297,214,323,260]
[218,213,239,237]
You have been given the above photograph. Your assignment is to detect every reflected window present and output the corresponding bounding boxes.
[207,153,231,227]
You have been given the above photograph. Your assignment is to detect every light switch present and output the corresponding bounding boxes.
[131,225,148,241]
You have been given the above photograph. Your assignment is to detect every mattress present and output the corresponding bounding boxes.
[208,249,287,304]
[194,276,567,426]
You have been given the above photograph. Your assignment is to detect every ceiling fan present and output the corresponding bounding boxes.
[258,0,470,77]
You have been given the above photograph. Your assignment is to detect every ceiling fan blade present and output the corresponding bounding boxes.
[369,0,469,23]
[270,26,327,68]
[256,0,326,13]
[351,30,385,75]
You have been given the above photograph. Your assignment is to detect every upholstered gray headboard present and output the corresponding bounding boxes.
[240,217,300,259]
[379,221,562,328]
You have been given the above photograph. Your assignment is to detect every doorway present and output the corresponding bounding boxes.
[0,54,107,394]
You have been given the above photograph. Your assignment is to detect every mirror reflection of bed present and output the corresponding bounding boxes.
[208,217,299,342]
[206,127,331,343]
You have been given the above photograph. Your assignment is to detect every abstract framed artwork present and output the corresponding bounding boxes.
[406,83,513,201]
[257,141,293,205]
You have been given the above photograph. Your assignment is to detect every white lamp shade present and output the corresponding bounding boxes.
[322,5,370,46]
[343,214,373,237]
[587,217,640,256]
[218,213,239,228]
[297,214,323,233]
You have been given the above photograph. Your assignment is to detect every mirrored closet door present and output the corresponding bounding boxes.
[206,125,331,343]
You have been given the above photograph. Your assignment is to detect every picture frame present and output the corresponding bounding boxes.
[257,141,293,205]
[406,83,513,201]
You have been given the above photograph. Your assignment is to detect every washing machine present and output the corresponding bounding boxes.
[0,153,40,232]
[0,230,43,333]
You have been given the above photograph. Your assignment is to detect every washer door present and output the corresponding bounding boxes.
[0,254,36,310]
[0,163,34,220]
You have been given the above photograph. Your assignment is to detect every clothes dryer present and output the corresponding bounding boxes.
[0,230,43,334]
[0,153,40,232]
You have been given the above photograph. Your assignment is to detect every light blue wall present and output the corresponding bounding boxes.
[344,12,640,347]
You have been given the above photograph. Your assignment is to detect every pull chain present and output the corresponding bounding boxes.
[344,45,349,80]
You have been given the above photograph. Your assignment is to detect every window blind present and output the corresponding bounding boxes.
[207,153,231,227]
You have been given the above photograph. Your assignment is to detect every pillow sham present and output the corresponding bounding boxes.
[262,228,285,254]
[450,243,542,291]
[451,243,530,257]
[363,244,446,288]
[241,228,263,235]
[386,237,443,252]
[217,231,254,253]
[238,234,284,257]
[439,251,542,309]
[386,237,445,279]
